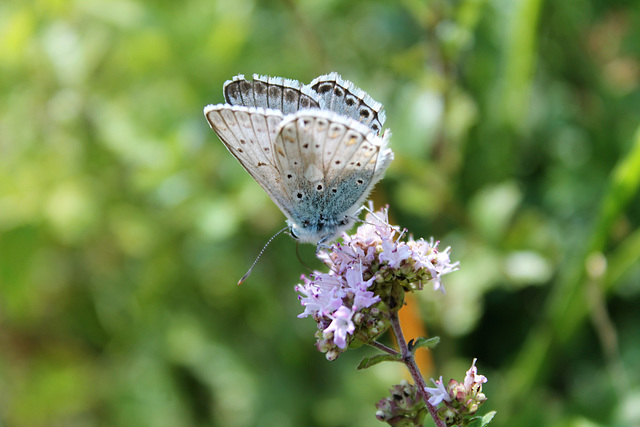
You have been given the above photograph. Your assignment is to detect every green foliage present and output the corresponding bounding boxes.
[467,411,497,427]
[1,0,640,426]
[409,337,440,354]
[358,353,402,370]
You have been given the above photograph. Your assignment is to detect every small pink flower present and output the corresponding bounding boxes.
[295,274,343,318]
[324,306,355,349]
[379,239,412,268]
[425,376,451,406]
[464,358,487,391]
[345,267,379,309]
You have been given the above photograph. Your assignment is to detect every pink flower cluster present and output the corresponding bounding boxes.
[425,359,488,419]
[296,207,459,359]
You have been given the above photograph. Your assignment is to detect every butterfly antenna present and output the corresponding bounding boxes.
[238,226,288,285]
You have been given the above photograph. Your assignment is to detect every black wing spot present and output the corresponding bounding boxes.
[240,81,252,93]
[303,143,309,149]
[287,174,293,179]
[356,179,364,185]
[331,188,338,193]
[334,87,343,97]
[359,108,370,118]
[296,192,304,199]
[316,184,323,191]
[317,83,332,94]
[269,86,281,97]
[284,89,297,102]
[253,81,266,94]
[345,96,356,106]
[335,160,341,165]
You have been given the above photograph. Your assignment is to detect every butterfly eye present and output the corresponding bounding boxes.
[289,227,299,239]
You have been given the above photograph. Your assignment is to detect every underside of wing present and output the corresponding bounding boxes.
[308,73,386,136]
[273,110,392,228]
[224,74,321,115]
[203,104,296,220]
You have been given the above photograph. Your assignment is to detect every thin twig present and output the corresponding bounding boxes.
[369,340,400,356]
[390,313,445,427]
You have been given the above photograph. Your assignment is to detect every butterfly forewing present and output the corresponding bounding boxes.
[273,116,307,202]
[308,73,386,136]
[204,105,296,219]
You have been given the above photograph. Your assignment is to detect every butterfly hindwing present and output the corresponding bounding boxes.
[224,74,321,114]
[316,113,392,220]
[273,110,392,241]
[308,72,386,136]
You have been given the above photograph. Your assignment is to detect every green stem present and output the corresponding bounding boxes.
[369,340,400,356]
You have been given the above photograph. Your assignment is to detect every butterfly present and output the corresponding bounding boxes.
[203,73,394,246]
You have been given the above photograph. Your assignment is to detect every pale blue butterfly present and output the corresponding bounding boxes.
[203,73,394,246]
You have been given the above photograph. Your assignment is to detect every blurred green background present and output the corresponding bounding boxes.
[2,0,640,426]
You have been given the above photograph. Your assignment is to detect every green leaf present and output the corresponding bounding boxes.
[357,353,402,370]
[408,337,440,353]
[467,411,497,427]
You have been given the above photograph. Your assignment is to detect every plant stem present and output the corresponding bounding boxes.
[390,312,445,427]
[369,340,400,356]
